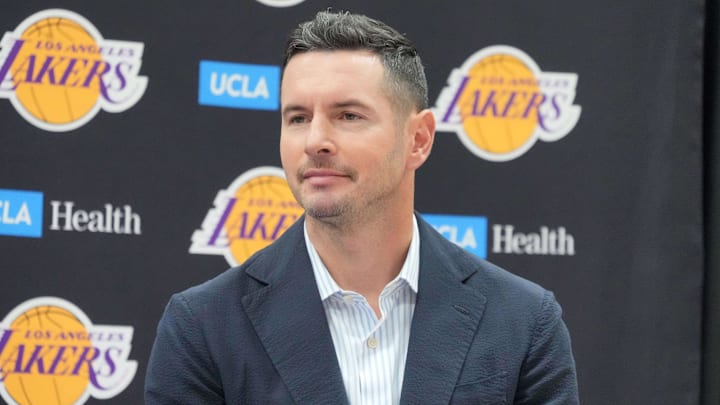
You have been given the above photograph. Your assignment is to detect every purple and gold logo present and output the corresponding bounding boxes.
[0,297,137,404]
[0,9,147,132]
[190,167,304,266]
[433,45,581,161]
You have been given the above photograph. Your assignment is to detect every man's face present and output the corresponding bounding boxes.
[280,50,412,223]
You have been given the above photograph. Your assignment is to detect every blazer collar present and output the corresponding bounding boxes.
[241,217,349,404]
[241,215,487,405]
[400,216,488,404]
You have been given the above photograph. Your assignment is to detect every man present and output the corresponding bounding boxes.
[145,10,579,404]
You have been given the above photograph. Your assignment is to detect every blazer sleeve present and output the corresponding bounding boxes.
[144,293,225,404]
[514,290,579,404]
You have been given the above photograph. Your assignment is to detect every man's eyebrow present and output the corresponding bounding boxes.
[281,99,373,116]
[281,104,307,116]
[332,99,372,110]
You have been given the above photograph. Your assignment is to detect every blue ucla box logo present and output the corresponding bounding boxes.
[0,189,43,238]
[421,213,487,258]
[198,60,280,111]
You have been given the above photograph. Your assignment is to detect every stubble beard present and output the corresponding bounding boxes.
[298,164,404,228]
[293,162,356,224]
[303,192,351,220]
[294,131,408,227]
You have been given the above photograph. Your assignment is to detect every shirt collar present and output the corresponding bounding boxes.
[305,215,420,301]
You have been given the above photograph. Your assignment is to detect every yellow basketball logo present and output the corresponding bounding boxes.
[0,297,137,405]
[0,9,147,132]
[433,46,581,161]
[190,167,304,266]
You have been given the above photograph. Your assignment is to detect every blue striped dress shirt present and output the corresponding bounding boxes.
[304,218,420,405]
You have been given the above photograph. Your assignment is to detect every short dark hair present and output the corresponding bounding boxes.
[283,10,428,112]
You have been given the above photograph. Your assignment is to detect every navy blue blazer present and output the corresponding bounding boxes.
[145,216,578,404]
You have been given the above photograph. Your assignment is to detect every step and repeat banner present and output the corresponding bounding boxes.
[0,0,703,404]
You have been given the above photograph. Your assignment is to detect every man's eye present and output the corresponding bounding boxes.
[342,112,361,121]
[289,116,307,124]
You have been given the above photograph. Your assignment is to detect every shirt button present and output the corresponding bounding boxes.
[367,337,378,349]
[343,295,354,304]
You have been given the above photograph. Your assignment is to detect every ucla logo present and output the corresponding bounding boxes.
[0,9,147,132]
[190,167,304,266]
[0,189,43,238]
[433,46,581,161]
[198,60,280,111]
[421,213,488,258]
[0,297,137,405]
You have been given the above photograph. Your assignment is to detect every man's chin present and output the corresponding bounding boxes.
[305,207,342,219]
[304,202,349,220]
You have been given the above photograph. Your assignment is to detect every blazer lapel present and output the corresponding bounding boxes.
[241,219,348,405]
[400,219,488,405]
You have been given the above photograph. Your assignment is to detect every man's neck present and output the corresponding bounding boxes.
[306,210,415,316]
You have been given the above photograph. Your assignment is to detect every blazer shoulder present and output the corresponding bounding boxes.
[471,254,548,302]
[175,216,306,313]
[418,214,550,306]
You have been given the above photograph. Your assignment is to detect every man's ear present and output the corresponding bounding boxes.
[406,109,436,170]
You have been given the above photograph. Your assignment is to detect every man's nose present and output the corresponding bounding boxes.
[305,117,336,156]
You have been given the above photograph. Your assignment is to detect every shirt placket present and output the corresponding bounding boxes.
[358,283,403,405]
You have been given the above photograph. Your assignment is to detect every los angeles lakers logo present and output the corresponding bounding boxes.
[433,46,581,161]
[190,166,304,266]
[0,9,147,132]
[0,297,137,405]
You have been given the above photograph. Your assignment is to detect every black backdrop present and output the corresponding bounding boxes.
[0,1,711,404]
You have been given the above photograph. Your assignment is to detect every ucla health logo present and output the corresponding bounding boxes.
[0,297,137,405]
[433,46,581,161]
[198,60,280,111]
[0,188,43,238]
[190,167,304,266]
[422,213,576,258]
[0,9,147,132]
[422,213,488,258]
